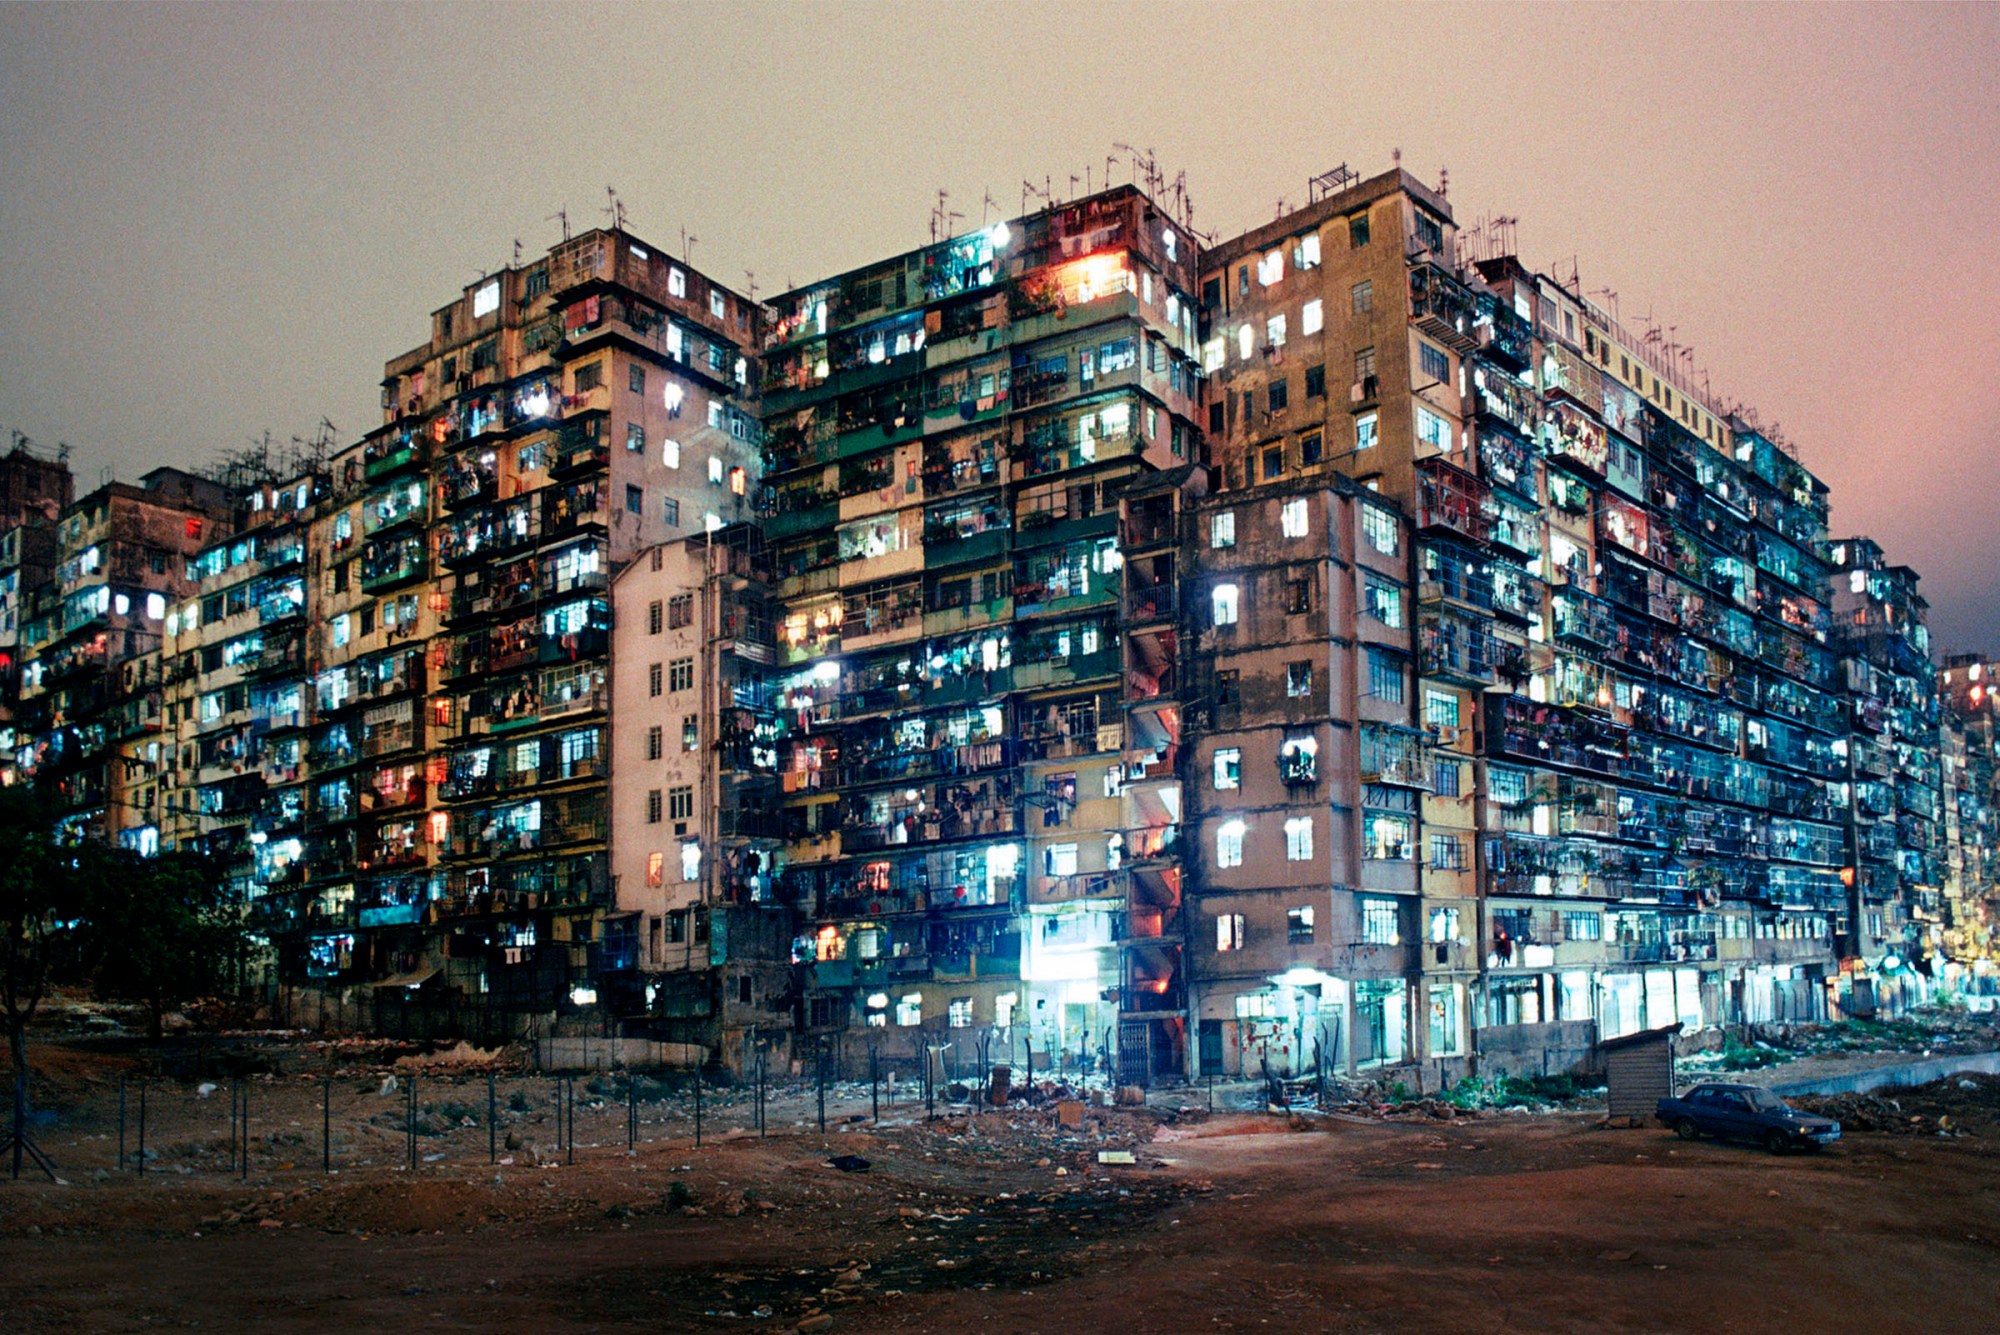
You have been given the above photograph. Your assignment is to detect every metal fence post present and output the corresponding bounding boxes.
[816,1046,827,1133]
[118,1076,127,1173]
[137,1081,147,1176]
[487,1071,497,1165]
[627,1074,637,1152]
[228,1080,239,1174]
[693,1067,703,1148]
[566,1076,575,1166]
[870,1045,879,1123]
[240,1079,249,1181]
[322,1072,332,1175]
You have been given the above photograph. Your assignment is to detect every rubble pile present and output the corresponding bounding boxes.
[1789,1072,2000,1137]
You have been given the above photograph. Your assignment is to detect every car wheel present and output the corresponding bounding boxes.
[1763,1130,1789,1155]
[1674,1118,1702,1141]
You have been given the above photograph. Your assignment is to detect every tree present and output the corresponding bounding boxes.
[86,849,247,1039]
[0,786,109,1178]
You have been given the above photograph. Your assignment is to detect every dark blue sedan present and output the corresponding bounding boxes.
[1656,1081,1841,1153]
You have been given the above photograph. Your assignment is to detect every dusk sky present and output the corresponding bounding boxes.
[1,2,1995,651]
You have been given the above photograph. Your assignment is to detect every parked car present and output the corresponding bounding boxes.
[1656,1081,1841,1153]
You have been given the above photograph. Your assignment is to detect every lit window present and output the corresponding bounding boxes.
[668,267,687,298]
[472,280,499,318]
[1213,748,1241,791]
[1286,661,1313,697]
[1287,904,1315,940]
[1211,511,1236,548]
[1356,411,1380,451]
[663,438,681,468]
[1301,299,1323,336]
[1361,504,1399,555]
[1257,250,1283,286]
[145,592,165,621]
[1419,343,1450,384]
[948,997,974,1029]
[1361,899,1400,944]
[1217,913,1245,951]
[896,993,922,1027]
[1237,324,1254,361]
[1281,497,1309,538]
[332,613,350,647]
[729,466,747,495]
[1046,842,1079,877]
[1416,406,1451,452]
[1265,314,1286,347]
[681,840,701,882]
[708,456,723,483]
[1216,819,1245,868]
[1285,819,1314,863]
[1212,584,1239,627]
[1295,234,1321,270]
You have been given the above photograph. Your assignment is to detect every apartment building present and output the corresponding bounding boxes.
[754,187,1205,1077]
[14,468,237,848]
[1939,656,2000,980]
[1202,167,1852,1072]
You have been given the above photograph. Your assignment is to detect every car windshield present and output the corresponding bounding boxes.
[1741,1088,1784,1110]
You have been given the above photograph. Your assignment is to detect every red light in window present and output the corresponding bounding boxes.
[186,518,203,539]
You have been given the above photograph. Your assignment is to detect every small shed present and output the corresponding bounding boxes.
[1599,1022,1683,1122]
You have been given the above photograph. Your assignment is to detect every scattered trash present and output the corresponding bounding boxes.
[1096,1150,1136,1165]
[826,1154,871,1173]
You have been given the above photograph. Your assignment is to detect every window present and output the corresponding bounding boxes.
[1285,819,1314,863]
[668,594,694,628]
[1304,365,1325,400]
[662,497,680,526]
[1419,343,1450,384]
[1416,406,1451,452]
[668,786,694,820]
[1268,379,1289,412]
[645,789,663,824]
[1287,904,1315,940]
[1265,313,1287,347]
[1355,411,1379,451]
[1286,660,1314,695]
[646,725,663,760]
[1212,584,1239,627]
[574,361,603,393]
[682,715,698,751]
[708,455,723,484]
[625,484,644,515]
[1216,820,1245,868]
[1281,496,1309,537]
[648,662,663,697]
[1301,299,1323,336]
[1258,250,1283,286]
[648,600,664,634]
[1431,757,1461,797]
[1361,898,1400,944]
[669,657,694,691]
[1349,212,1371,248]
[1429,834,1465,870]
[662,438,681,468]
[1300,429,1324,466]
[1365,647,1405,702]
[1354,346,1377,382]
[1363,575,1403,627]
[1215,669,1239,707]
[1565,911,1603,941]
[1429,907,1460,944]
[1208,401,1225,434]
[1351,280,1373,314]
[1285,575,1313,614]
[1045,843,1079,877]
[1263,445,1284,480]
[1414,212,1444,253]
[626,422,646,453]
[1360,503,1399,555]
[948,997,974,1029]
[1213,748,1241,790]
[1237,324,1254,361]
[1216,914,1245,952]
[629,364,646,394]
[896,993,922,1027]
[1294,232,1321,270]
[1424,689,1460,729]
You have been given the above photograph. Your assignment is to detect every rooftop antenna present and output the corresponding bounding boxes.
[1393,147,1402,170]
[1071,172,1082,200]
[549,208,570,242]
[928,189,962,243]
[512,238,523,266]
[743,270,758,302]
[1593,286,1619,322]
[1104,153,1118,188]
[681,227,697,263]
[981,190,998,225]
[1438,166,1449,198]
[604,185,627,231]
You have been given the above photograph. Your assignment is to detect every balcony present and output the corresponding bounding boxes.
[1420,615,1498,687]
[363,432,425,480]
[360,537,427,593]
[1415,457,1492,546]
[1409,261,1476,351]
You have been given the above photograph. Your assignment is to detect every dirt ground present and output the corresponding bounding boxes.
[4,1040,1999,1334]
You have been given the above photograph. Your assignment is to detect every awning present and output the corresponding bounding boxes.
[371,966,440,989]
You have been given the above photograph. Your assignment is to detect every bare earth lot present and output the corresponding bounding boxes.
[4,1047,1998,1334]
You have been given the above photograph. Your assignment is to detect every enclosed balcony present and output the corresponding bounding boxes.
[1415,457,1492,546]
[1409,261,1476,351]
